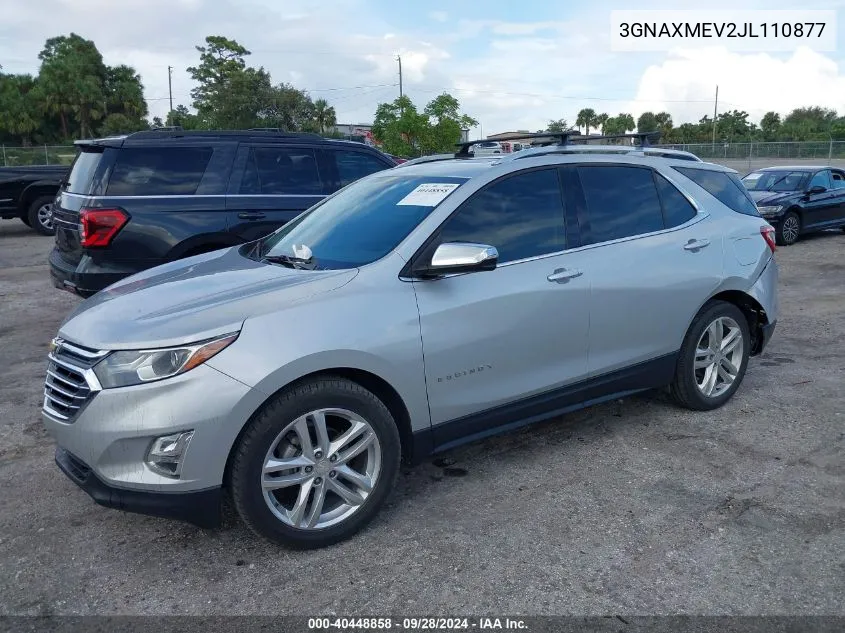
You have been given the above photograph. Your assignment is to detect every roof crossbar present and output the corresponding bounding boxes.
[454,130,661,157]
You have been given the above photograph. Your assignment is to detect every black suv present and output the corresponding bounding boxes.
[741,165,845,245]
[49,129,397,297]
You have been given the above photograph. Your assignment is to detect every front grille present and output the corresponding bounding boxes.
[43,341,106,422]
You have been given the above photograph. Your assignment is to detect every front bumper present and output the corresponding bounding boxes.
[43,362,266,494]
[55,447,222,528]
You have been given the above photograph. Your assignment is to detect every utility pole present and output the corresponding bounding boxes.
[712,85,718,148]
[167,66,173,115]
[396,55,403,101]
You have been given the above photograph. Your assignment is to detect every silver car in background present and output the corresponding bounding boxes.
[42,146,778,548]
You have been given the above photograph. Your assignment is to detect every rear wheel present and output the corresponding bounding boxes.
[776,211,800,246]
[671,301,751,411]
[27,196,56,236]
[229,376,401,548]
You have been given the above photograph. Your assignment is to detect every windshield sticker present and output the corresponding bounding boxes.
[396,183,461,206]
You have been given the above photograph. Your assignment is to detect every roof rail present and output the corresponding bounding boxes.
[567,131,662,147]
[149,125,183,132]
[454,130,661,157]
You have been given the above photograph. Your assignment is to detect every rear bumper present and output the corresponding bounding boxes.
[55,447,222,528]
[49,247,140,297]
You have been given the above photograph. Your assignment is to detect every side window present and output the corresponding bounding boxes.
[809,170,832,190]
[333,151,390,188]
[577,165,664,244]
[831,171,845,189]
[106,147,213,196]
[240,147,322,195]
[654,173,697,228]
[436,168,566,263]
[674,167,760,217]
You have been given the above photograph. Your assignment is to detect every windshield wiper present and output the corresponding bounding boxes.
[261,253,315,270]
[765,174,793,191]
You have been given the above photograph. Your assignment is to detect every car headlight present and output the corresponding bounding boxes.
[93,332,238,389]
[756,205,783,216]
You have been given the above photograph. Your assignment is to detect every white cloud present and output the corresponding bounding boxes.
[626,47,845,124]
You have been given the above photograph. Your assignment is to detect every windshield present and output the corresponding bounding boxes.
[256,174,468,269]
[742,170,809,192]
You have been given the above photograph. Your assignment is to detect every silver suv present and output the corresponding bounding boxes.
[43,146,778,548]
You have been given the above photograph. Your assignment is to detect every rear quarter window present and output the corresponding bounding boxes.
[106,147,214,196]
[674,167,760,217]
[65,149,104,194]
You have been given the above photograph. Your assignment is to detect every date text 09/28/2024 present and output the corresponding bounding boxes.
[307,618,528,630]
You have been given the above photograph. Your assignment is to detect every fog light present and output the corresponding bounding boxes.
[146,431,194,478]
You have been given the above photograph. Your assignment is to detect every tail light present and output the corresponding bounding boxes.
[760,225,777,253]
[79,208,128,248]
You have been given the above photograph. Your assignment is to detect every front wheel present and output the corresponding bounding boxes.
[229,376,401,548]
[27,196,57,236]
[776,211,800,246]
[671,301,751,411]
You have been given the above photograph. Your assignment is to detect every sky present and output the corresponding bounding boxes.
[1,0,845,138]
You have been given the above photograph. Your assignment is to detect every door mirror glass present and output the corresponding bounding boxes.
[418,242,498,277]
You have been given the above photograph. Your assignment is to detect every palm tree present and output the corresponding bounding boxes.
[595,113,609,135]
[314,98,337,135]
[576,108,597,135]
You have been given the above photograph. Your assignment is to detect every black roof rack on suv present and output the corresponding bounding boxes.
[454,130,662,157]
[120,128,325,141]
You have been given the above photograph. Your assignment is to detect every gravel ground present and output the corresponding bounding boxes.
[0,221,843,616]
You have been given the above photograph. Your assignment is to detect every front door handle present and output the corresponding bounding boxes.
[547,268,583,283]
[238,212,266,220]
[684,238,711,251]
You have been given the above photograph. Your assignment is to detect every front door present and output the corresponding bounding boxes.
[411,168,590,446]
[803,169,839,229]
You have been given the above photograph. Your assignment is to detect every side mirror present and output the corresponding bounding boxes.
[807,185,827,195]
[415,242,498,278]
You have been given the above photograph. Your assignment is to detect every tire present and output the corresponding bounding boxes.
[27,195,56,236]
[229,375,401,548]
[671,301,751,411]
[775,211,800,246]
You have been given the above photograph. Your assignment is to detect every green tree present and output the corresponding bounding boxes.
[166,104,200,129]
[576,108,597,135]
[717,110,751,142]
[313,98,337,134]
[781,106,837,141]
[423,92,478,153]
[38,33,107,139]
[636,111,658,134]
[187,35,252,127]
[372,95,428,156]
[594,113,609,135]
[654,111,673,138]
[259,83,318,132]
[546,118,570,132]
[760,112,781,141]
[0,73,41,145]
[104,65,147,123]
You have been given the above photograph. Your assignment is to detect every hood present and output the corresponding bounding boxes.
[59,247,358,350]
[748,190,799,206]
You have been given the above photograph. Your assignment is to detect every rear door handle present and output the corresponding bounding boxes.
[547,268,583,283]
[684,238,711,251]
[238,212,266,220]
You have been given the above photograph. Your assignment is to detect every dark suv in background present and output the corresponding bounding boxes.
[49,129,397,297]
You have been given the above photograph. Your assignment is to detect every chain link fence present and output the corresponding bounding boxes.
[656,141,845,160]
[1,145,78,167]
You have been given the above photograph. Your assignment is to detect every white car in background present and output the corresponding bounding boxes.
[470,141,505,156]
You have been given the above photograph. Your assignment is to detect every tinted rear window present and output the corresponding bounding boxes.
[65,149,103,194]
[106,147,213,196]
[241,147,323,195]
[675,167,760,217]
[333,150,390,188]
[577,165,664,244]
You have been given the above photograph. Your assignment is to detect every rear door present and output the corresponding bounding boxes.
[829,169,845,225]
[226,144,326,242]
[563,164,723,376]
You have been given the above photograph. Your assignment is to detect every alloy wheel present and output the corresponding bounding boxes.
[782,215,800,244]
[37,203,54,231]
[261,408,381,530]
[694,316,744,398]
